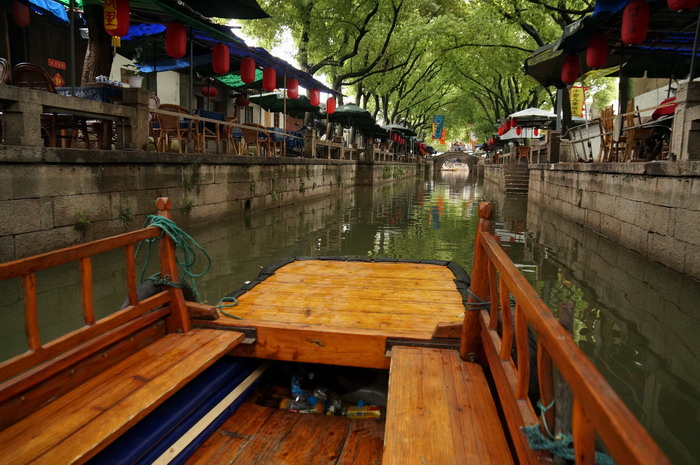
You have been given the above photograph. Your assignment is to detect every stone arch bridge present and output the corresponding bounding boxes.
[431,152,478,172]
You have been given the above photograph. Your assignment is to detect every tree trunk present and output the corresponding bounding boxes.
[81,5,113,85]
[562,86,572,134]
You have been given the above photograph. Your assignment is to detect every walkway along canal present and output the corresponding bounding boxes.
[0,171,698,463]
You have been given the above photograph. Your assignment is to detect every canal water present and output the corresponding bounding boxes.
[1,171,698,463]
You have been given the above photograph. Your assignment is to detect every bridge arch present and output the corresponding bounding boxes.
[432,152,478,172]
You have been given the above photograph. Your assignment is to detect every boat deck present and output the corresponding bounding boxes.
[199,259,469,368]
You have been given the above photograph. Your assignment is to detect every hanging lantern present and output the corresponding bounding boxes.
[240,57,256,84]
[165,22,187,59]
[103,0,130,38]
[511,118,518,127]
[262,67,276,92]
[212,44,230,75]
[561,54,580,85]
[326,97,336,115]
[11,2,30,28]
[287,78,299,99]
[586,33,609,69]
[668,0,700,10]
[236,95,250,106]
[622,0,650,45]
[201,86,218,97]
[534,128,540,136]
[310,88,320,106]
[516,127,522,136]
[505,120,512,130]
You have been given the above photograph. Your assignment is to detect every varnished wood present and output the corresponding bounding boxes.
[477,229,671,465]
[22,273,40,351]
[80,257,95,325]
[499,276,513,360]
[383,346,513,465]
[125,244,139,306]
[432,321,463,339]
[515,302,530,400]
[0,228,160,281]
[0,329,244,465]
[573,400,595,465]
[488,261,498,330]
[537,341,555,435]
[186,302,220,320]
[0,292,170,383]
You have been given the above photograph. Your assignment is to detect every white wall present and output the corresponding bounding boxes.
[156,71,180,105]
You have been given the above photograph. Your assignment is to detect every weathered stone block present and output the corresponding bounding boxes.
[12,165,85,199]
[615,197,639,225]
[653,177,691,208]
[53,194,112,228]
[82,165,141,194]
[0,235,15,262]
[600,214,622,240]
[227,182,252,201]
[0,199,43,235]
[14,226,84,259]
[619,221,649,256]
[647,233,686,273]
[633,203,671,236]
[140,164,185,190]
[674,208,700,246]
[201,183,229,205]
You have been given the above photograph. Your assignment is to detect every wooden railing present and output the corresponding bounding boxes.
[0,198,189,401]
[461,202,670,465]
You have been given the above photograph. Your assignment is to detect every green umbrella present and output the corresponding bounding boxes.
[249,92,320,119]
[381,124,417,137]
[329,104,375,128]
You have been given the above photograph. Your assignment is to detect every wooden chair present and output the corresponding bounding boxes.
[147,94,161,150]
[598,105,615,162]
[193,109,223,154]
[620,100,644,161]
[156,104,194,153]
[241,123,271,156]
[0,57,11,84]
[224,117,243,155]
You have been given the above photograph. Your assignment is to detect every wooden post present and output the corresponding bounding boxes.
[155,197,192,333]
[460,202,493,359]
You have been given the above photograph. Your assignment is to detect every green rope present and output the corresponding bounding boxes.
[521,398,616,465]
[216,296,242,319]
[135,215,212,303]
[465,289,515,311]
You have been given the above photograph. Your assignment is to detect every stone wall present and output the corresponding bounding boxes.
[0,146,421,261]
[529,162,700,281]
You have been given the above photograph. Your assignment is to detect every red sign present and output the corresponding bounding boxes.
[48,59,66,70]
[52,73,65,87]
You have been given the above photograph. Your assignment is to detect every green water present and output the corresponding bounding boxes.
[0,171,698,463]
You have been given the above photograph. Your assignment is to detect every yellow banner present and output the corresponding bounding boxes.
[570,86,585,118]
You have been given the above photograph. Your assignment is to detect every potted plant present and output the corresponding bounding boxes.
[124,64,144,89]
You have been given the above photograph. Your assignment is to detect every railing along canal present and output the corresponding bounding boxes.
[461,202,670,465]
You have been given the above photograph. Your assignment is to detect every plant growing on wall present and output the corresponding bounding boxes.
[75,209,92,232]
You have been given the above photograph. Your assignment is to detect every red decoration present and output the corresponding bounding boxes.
[11,2,30,28]
[240,57,256,84]
[165,22,187,59]
[326,97,336,115]
[561,54,580,85]
[586,33,609,69]
[534,128,540,136]
[235,95,250,106]
[287,78,299,99]
[309,88,320,106]
[212,44,230,75]
[262,67,276,92]
[103,0,130,37]
[622,0,650,45]
[516,127,522,136]
[511,118,518,127]
[668,0,700,10]
[201,86,218,97]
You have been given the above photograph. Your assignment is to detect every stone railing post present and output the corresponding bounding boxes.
[119,88,149,150]
[671,81,700,160]
[3,96,43,147]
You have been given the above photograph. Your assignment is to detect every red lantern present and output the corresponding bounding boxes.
[262,67,276,92]
[561,54,580,85]
[534,128,540,136]
[165,22,187,59]
[516,127,522,136]
[240,57,256,84]
[511,118,518,127]
[622,0,650,45]
[326,97,336,115]
[103,0,130,37]
[287,78,299,99]
[586,33,609,69]
[235,95,250,106]
[668,0,700,10]
[309,88,320,106]
[11,2,29,28]
[505,120,512,130]
[201,86,218,97]
[212,44,230,75]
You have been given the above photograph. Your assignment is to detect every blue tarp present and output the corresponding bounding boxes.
[25,0,68,23]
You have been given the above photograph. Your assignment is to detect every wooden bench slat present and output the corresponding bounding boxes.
[383,347,514,465]
[0,329,244,465]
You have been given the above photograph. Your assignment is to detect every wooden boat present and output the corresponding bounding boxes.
[0,197,671,464]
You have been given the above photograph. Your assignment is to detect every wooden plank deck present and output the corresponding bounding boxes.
[199,260,468,368]
[185,402,384,465]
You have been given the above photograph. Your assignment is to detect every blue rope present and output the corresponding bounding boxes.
[135,215,211,303]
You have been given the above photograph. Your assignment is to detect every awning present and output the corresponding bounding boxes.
[524,1,700,88]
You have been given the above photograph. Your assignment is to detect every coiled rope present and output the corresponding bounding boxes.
[135,215,211,303]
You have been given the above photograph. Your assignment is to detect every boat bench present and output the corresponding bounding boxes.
[383,346,514,465]
[0,328,244,465]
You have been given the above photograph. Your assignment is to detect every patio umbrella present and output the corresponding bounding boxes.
[249,92,320,119]
[508,108,557,128]
[329,103,375,128]
[381,123,417,137]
